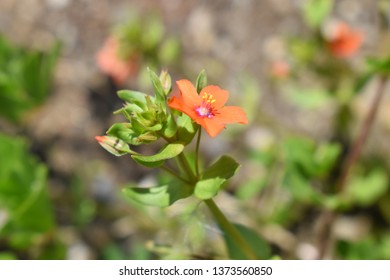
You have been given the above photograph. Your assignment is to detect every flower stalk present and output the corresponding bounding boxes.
[204,199,258,260]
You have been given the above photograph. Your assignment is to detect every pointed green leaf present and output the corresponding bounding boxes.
[195,69,207,93]
[224,224,271,260]
[147,68,165,105]
[162,114,177,139]
[177,113,198,144]
[114,103,143,116]
[132,142,184,167]
[117,90,148,104]
[194,155,240,200]
[122,181,192,207]
[106,123,140,145]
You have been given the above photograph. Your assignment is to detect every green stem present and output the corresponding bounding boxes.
[204,199,258,260]
[195,128,202,178]
[177,153,197,183]
[161,165,191,185]
[170,125,255,259]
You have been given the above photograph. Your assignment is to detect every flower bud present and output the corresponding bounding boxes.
[95,135,132,156]
[159,69,172,96]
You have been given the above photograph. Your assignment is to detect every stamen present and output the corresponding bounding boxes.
[195,92,217,118]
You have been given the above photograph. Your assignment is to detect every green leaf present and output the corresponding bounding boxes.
[314,142,341,175]
[177,113,198,144]
[194,155,240,200]
[283,136,339,178]
[303,0,333,28]
[117,90,148,104]
[203,155,240,180]
[194,178,226,200]
[0,35,60,122]
[107,123,139,145]
[283,172,323,204]
[195,69,207,93]
[132,142,184,168]
[122,181,192,207]
[147,67,165,106]
[0,133,55,249]
[162,114,177,139]
[346,170,388,207]
[224,223,271,260]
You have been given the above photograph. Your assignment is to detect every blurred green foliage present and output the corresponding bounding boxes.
[0,133,64,259]
[114,12,181,87]
[0,34,60,122]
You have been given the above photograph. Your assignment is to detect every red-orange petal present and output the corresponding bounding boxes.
[176,79,200,107]
[201,85,229,109]
[95,135,106,143]
[198,117,226,137]
[168,95,199,121]
[216,106,248,124]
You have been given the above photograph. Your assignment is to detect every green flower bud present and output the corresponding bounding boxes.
[159,69,172,96]
[95,135,133,156]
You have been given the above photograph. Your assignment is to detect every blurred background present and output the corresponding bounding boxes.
[0,0,390,260]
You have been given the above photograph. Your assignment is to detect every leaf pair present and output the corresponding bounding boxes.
[123,155,240,207]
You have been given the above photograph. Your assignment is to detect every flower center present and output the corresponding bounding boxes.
[195,92,216,118]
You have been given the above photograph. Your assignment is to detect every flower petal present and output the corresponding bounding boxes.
[201,85,229,108]
[216,106,248,124]
[168,96,199,120]
[176,79,200,107]
[198,117,226,138]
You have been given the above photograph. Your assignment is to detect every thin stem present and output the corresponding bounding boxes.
[177,153,197,183]
[336,76,387,192]
[205,199,258,260]
[161,165,191,185]
[195,128,202,178]
[168,123,255,259]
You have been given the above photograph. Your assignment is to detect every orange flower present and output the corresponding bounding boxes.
[168,79,248,137]
[327,22,363,58]
[96,36,139,85]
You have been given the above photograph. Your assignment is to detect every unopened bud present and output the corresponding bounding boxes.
[95,135,132,156]
[159,69,172,96]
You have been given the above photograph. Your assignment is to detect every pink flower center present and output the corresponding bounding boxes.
[195,92,216,118]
